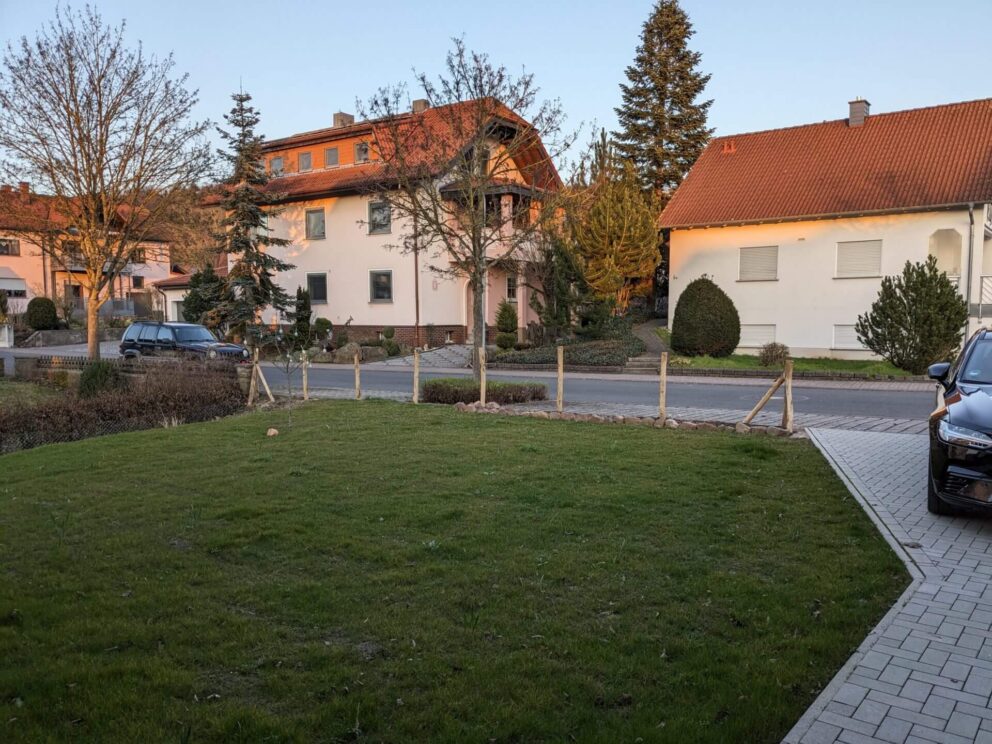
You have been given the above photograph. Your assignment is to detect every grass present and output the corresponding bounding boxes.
[0,401,907,742]
[654,327,912,377]
[0,379,62,407]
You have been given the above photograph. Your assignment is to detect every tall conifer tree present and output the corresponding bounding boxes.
[614,0,713,202]
[214,92,293,337]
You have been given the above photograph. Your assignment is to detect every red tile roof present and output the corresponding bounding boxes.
[153,251,227,290]
[660,98,992,229]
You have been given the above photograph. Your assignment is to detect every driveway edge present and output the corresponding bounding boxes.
[782,429,933,744]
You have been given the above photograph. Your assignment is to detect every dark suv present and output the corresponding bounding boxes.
[120,322,248,361]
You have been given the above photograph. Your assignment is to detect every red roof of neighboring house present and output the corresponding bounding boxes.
[660,98,992,229]
[153,251,227,290]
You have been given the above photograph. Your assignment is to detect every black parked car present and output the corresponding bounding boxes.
[120,321,248,361]
[928,329,992,514]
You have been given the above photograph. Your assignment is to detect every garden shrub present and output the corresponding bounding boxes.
[495,332,517,350]
[496,339,632,366]
[313,318,332,342]
[382,326,395,340]
[758,342,790,368]
[384,339,401,356]
[421,377,547,405]
[25,297,59,330]
[335,331,349,348]
[0,361,244,455]
[670,277,740,357]
[79,360,127,398]
[496,301,518,334]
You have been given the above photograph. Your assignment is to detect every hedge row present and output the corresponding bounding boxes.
[495,339,641,367]
[0,362,244,454]
[422,378,547,405]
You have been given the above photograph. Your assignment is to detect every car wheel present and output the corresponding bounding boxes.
[927,459,956,516]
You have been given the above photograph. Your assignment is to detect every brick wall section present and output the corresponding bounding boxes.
[340,325,467,347]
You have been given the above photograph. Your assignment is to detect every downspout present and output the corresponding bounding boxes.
[413,215,421,348]
[154,285,168,321]
[968,204,976,322]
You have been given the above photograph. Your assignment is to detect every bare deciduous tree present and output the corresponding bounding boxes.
[361,39,574,375]
[0,7,212,357]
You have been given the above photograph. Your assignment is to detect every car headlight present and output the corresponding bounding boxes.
[938,420,992,449]
[242,348,249,358]
[208,348,218,359]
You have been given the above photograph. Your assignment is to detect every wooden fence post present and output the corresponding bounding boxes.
[302,352,309,401]
[247,348,259,406]
[479,346,487,406]
[742,373,785,425]
[413,348,420,404]
[354,352,361,400]
[659,351,668,420]
[556,345,564,413]
[781,359,794,432]
[256,362,275,403]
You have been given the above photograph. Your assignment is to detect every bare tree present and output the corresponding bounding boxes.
[361,39,574,375]
[0,7,212,358]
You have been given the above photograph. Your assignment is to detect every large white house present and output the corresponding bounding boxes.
[659,98,992,358]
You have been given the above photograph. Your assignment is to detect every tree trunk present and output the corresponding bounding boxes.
[86,287,101,360]
[472,268,486,382]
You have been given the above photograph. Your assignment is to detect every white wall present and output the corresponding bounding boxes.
[260,194,465,327]
[669,209,984,358]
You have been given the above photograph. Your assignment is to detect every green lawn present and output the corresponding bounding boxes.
[655,327,912,377]
[0,378,62,407]
[0,402,907,742]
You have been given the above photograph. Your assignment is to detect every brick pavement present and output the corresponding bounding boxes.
[786,429,992,744]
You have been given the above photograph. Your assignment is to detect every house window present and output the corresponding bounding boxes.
[1,288,26,298]
[63,241,82,264]
[131,247,146,263]
[270,156,283,176]
[299,152,312,172]
[738,324,776,347]
[370,270,392,302]
[324,147,339,167]
[368,201,391,234]
[738,245,778,281]
[506,275,517,302]
[834,324,865,349]
[836,240,882,278]
[305,208,325,240]
[307,272,328,304]
[355,142,369,163]
[0,238,20,256]
[132,276,144,289]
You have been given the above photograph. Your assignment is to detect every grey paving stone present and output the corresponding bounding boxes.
[946,710,981,738]
[875,716,913,743]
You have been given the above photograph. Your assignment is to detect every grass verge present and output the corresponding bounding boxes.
[0,401,907,742]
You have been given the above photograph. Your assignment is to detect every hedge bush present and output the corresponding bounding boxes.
[0,362,244,454]
[79,360,127,398]
[671,277,740,357]
[495,332,517,350]
[25,297,59,330]
[422,377,547,405]
[758,342,790,368]
[496,339,641,367]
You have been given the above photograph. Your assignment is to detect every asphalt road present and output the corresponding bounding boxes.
[269,364,936,420]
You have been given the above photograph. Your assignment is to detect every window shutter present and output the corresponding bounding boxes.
[836,240,882,278]
[738,324,776,347]
[739,246,778,281]
[833,325,864,349]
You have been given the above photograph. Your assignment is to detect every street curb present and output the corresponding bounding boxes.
[783,429,937,744]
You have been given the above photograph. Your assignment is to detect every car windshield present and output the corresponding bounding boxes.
[174,326,217,343]
[960,340,992,384]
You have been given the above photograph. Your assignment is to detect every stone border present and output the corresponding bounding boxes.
[781,429,938,744]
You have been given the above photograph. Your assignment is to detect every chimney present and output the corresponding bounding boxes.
[848,98,870,127]
[18,181,29,197]
[0,184,11,195]
[412,99,430,115]
[332,111,355,128]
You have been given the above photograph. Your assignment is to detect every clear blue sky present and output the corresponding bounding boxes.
[1,0,988,149]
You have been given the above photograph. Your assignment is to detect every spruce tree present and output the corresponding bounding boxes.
[182,263,227,325]
[614,0,713,201]
[289,286,313,349]
[855,256,968,374]
[214,92,293,339]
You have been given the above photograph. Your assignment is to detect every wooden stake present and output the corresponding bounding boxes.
[781,359,794,432]
[354,352,361,400]
[479,346,487,406]
[247,348,259,406]
[412,348,420,404]
[743,374,785,425]
[659,351,668,420]
[256,363,275,403]
[302,353,309,401]
[556,345,564,413]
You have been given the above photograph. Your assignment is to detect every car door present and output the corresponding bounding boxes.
[137,324,159,356]
[155,325,179,357]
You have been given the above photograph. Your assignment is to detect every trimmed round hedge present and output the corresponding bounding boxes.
[25,297,59,330]
[670,277,740,357]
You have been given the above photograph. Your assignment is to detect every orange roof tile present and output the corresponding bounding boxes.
[660,98,992,229]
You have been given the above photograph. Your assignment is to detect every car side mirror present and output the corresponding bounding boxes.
[928,362,951,384]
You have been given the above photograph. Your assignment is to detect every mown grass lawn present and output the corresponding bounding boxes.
[0,401,907,742]
[654,327,911,377]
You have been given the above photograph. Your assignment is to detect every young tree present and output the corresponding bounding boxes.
[614,0,713,201]
[182,263,227,325]
[527,233,586,343]
[289,286,313,349]
[571,132,659,313]
[856,256,968,374]
[0,7,212,358]
[361,39,573,377]
[212,92,293,339]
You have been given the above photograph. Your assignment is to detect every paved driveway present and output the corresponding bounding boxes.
[788,429,992,744]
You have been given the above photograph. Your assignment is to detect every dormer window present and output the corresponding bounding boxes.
[355,142,369,164]
[298,152,312,172]
[270,156,283,176]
